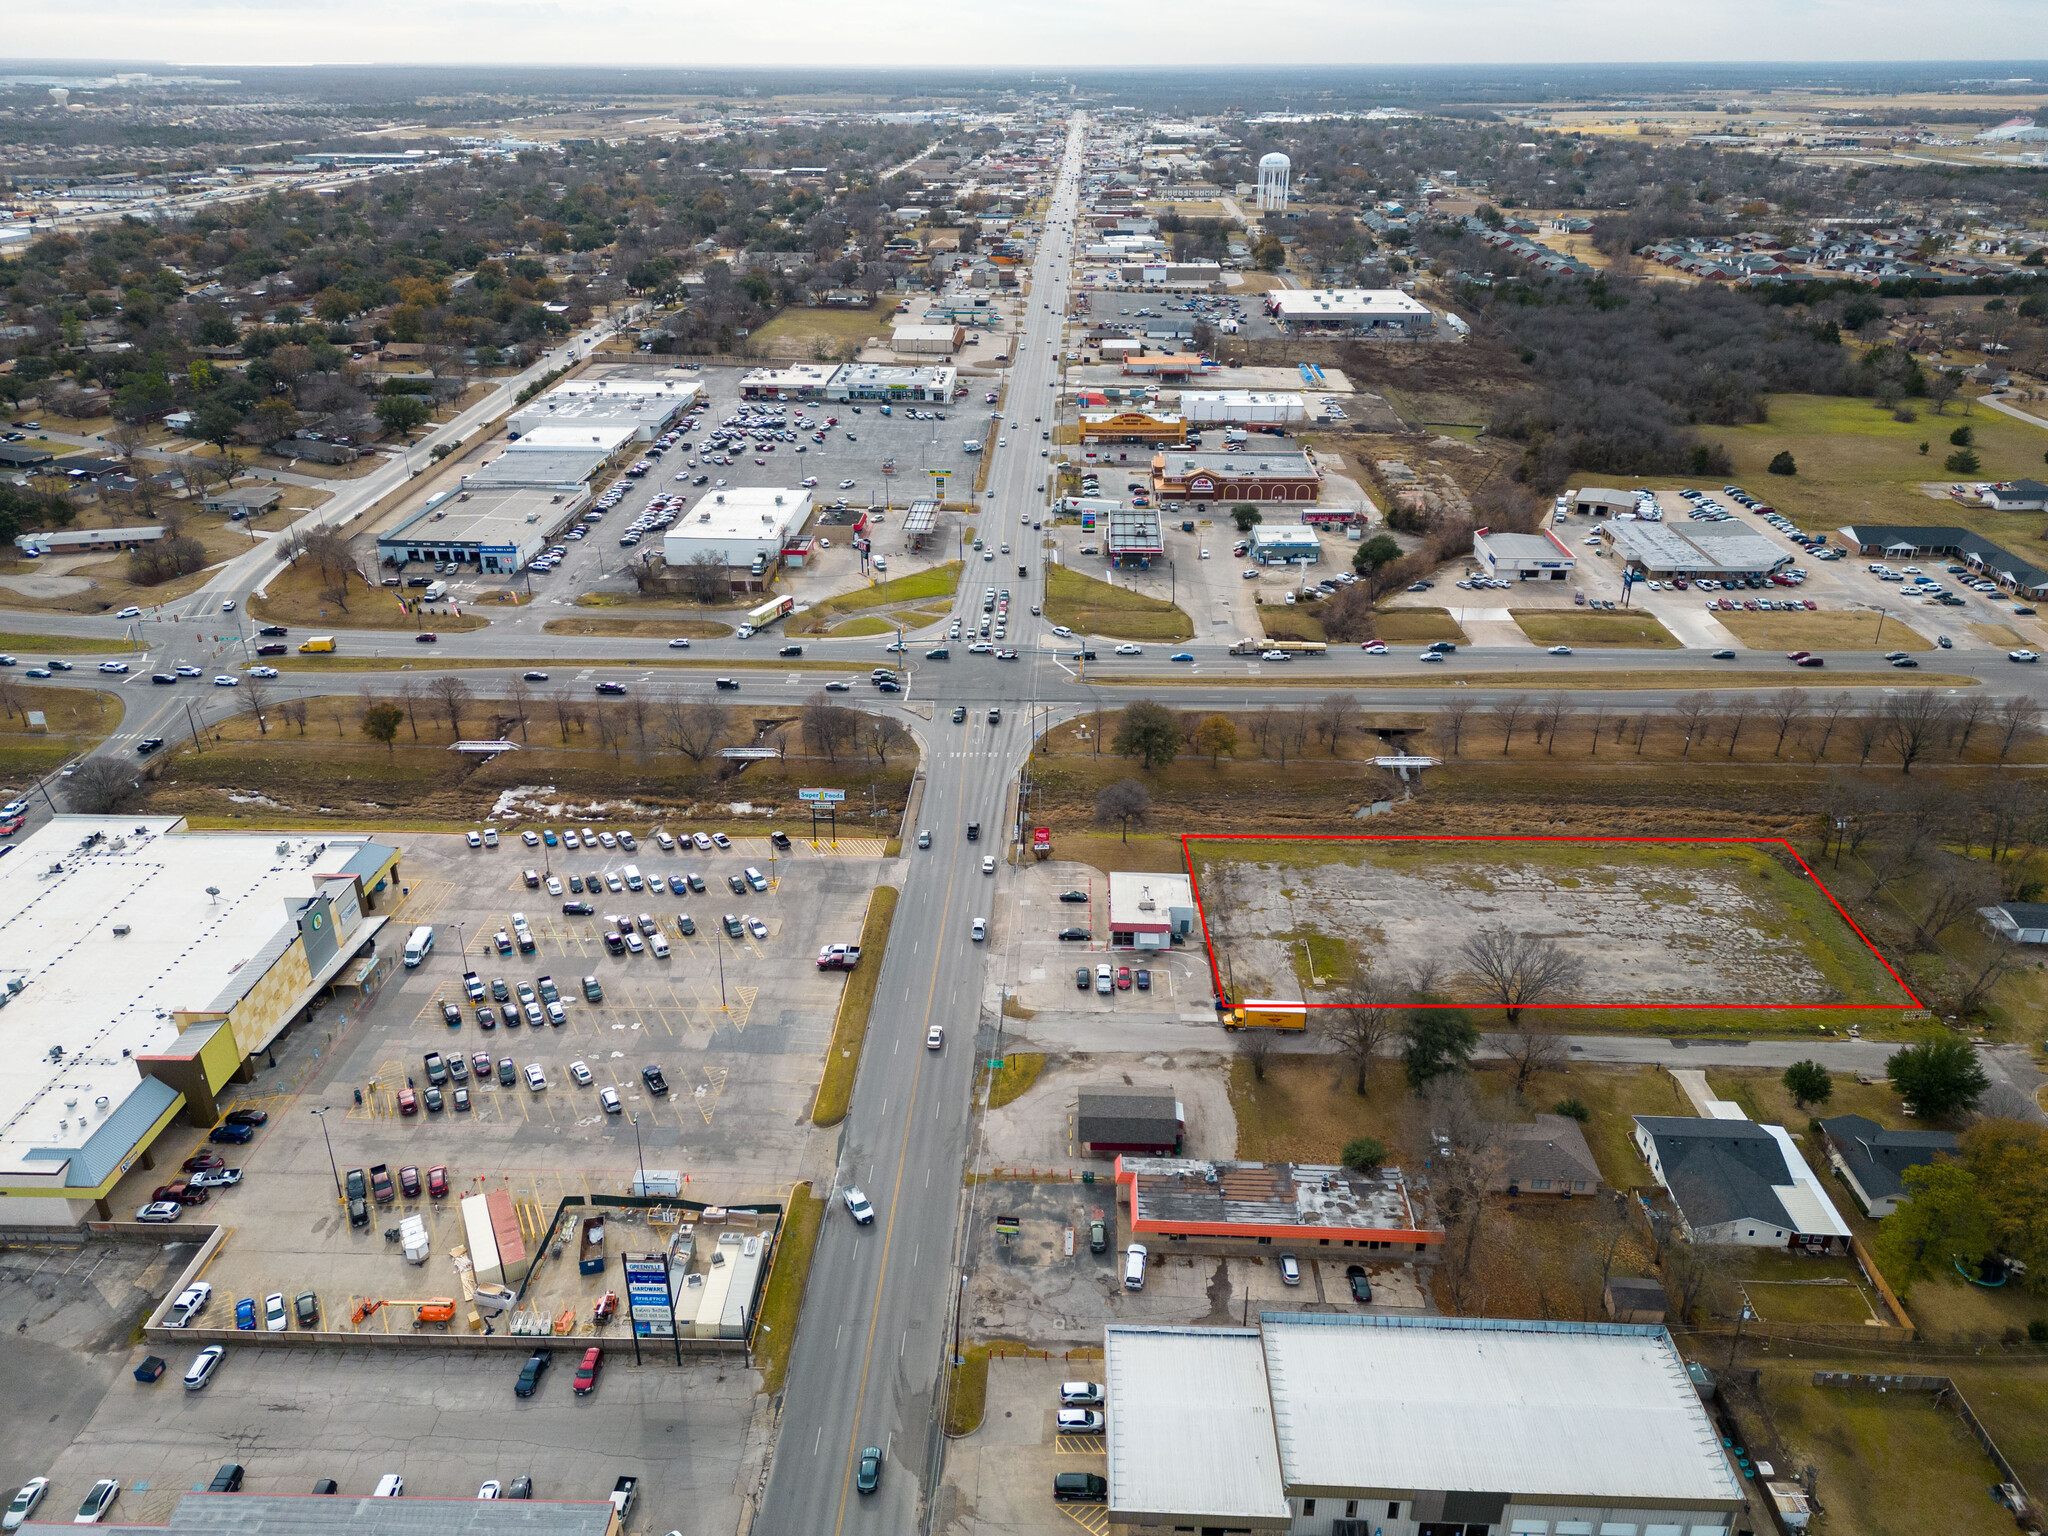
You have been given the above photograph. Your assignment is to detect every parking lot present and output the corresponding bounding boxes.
[941,1355,1107,1536]
[101,829,881,1340]
[992,857,1213,1018]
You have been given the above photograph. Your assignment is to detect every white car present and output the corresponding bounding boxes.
[116,606,142,619]
[467,830,482,848]
[568,1060,593,1086]
[213,675,239,687]
[1260,650,1288,662]
[174,664,202,677]
[693,832,713,850]
[183,1344,225,1390]
[745,915,768,939]
[598,1086,622,1114]
[546,876,563,896]
[1420,651,1445,663]
[477,1482,502,1501]
[926,1024,945,1049]
[1547,645,1572,656]
[169,1281,212,1327]
[264,1292,287,1332]
[249,665,279,678]
[971,917,986,942]
[2011,650,2040,663]
[522,830,540,846]
[843,1186,875,1224]
[624,932,644,954]
[73,1481,118,1525]
[220,600,235,613]
[5,1480,49,1532]
[97,661,128,673]
[524,1063,548,1091]
[981,855,995,875]
[667,637,691,649]
[1113,643,1142,655]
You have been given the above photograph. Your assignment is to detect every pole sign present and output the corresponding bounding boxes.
[993,1215,1021,1236]
[623,1252,673,1338]
[799,788,847,804]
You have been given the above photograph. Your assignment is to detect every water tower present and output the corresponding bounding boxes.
[1256,151,1291,212]
[48,88,69,107]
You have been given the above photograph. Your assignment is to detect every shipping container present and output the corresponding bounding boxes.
[460,1193,502,1287]
[486,1188,530,1283]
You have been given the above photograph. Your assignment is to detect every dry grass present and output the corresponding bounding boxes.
[787,563,963,635]
[1512,609,1682,648]
[747,302,896,361]
[812,886,900,1126]
[983,1052,1046,1110]
[540,617,734,639]
[1368,608,1469,643]
[1715,609,1933,652]
[752,1184,824,1396]
[250,558,486,632]
[0,632,136,655]
[1044,564,1193,641]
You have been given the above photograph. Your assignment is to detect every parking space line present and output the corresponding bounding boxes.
[1060,1504,1109,1535]
[1054,1435,1105,1455]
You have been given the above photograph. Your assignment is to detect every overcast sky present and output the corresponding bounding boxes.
[7,0,2047,69]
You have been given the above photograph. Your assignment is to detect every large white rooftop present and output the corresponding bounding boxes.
[1266,287,1431,319]
[1104,1326,1289,1524]
[0,817,390,1184]
[1260,1315,1744,1506]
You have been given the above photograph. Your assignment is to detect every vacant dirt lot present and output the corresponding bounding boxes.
[1194,839,1904,1006]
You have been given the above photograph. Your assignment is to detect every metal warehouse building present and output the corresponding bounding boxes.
[505,376,699,441]
[1473,529,1576,582]
[377,482,590,575]
[1263,287,1435,337]
[1603,521,1788,580]
[1103,1315,1748,1536]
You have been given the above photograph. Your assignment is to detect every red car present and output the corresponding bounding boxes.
[398,1165,421,1198]
[181,1152,226,1175]
[1785,650,1810,661]
[397,1088,418,1116]
[573,1345,603,1395]
[427,1165,449,1198]
[1116,966,1132,990]
[151,1181,209,1207]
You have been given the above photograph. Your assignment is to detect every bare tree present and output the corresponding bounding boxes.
[241,674,272,735]
[1881,691,1951,774]
[283,698,308,736]
[1584,701,1606,756]
[504,679,533,742]
[1245,705,1279,760]
[1314,692,1359,755]
[595,704,625,759]
[673,700,728,763]
[1239,1027,1276,1082]
[1488,696,1531,754]
[1663,1239,1732,1324]
[1720,694,1755,757]
[1850,702,1886,766]
[1910,858,1999,952]
[1499,1015,1570,1102]
[1948,692,1993,759]
[1971,780,2046,865]
[1420,1078,1506,1311]
[1674,691,1713,757]
[859,714,911,766]
[1314,963,1400,1094]
[1457,925,1585,1023]
[1937,939,2020,1019]
[428,675,471,739]
[1765,688,1805,758]
[1629,710,1654,755]
[1996,696,2040,763]
[1535,692,1573,755]
[1094,779,1151,842]
[395,677,421,741]
[1285,703,1314,763]
[67,756,146,814]
[550,684,578,743]
[1435,697,1475,757]
[801,695,860,761]
[1804,690,1853,762]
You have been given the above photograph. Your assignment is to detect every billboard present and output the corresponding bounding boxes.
[623,1252,673,1337]
[799,788,847,804]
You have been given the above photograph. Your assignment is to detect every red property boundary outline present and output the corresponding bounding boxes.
[1180,834,1923,1012]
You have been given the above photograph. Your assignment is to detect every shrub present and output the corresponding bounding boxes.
[2029,1318,2048,1344]
[1341,1136,1386,1171]
[1945,448,1982,475]
[1950,424,1975,448]
[1552,1097,1591,1122]
[1767,450,1797,476]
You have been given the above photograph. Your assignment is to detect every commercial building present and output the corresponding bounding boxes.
[376,482,590,575]
[825,363,958,403]
[112,1491,618,1536]
[1473,529,1576,582]
[1180,391,1306,426]
[0,817,402,1226]
[1106,871,1194,948]
[738,363,838,401]
[1983,478,2048,512]
[1080,408,1187,445]
[661,488,811,576]
[1104,1315,1746,1536]
[1079,1089,1184,1156]
[1570,487,1640,517]
[890,322,963,356]
[1633,1117,1851,1251]
[15,525,163,557]
[1104,505,1164,562]
[1816,1115,1959,1218]
[1602,521,1788,581]
[463,443,613,497]
[1115,1156,1441,1257]
[1154,449,1323,505]
[1839,524,2048,598]
[1248,524,1324,564]
[505,376,698,441]
[1120,353,1217,380]
[1263,288,1435,337]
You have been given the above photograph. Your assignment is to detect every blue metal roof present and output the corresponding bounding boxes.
[22,1074,183,1188]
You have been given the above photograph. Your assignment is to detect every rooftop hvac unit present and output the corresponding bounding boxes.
[111,924,130,937]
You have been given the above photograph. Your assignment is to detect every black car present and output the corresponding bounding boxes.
[506,1477,532,1500]
[151,672,177,684]
[1076,967,1090,990]
[727,873,746,895]
[136,736,164,755]
[256,643,288,656]
[523,671,550,682]
[1346,1265,1372,1304]
[1053,1473,1108,1503]
[311,1481,338,1496]
[715,678,741,691]
[824,680,851,692]
[952,706,967,723]
[778,645,803,657]
[642,1065,669,1096]
[875,679,900,693]
[209,1121,256,1144]
[595,681,628,696]
[514,1351,549,1397]
[1058,927,1091,942]
[770,830,791,850]
[1057,889,1089,903]
[563,900,594,915]
[223,1108,269,1128]
[414,632,438,644]
[602,931,625,955]
[258,625,288,638]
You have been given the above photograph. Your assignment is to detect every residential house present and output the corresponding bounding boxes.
[1979,900,2048,943]
[1493,1114,1603,1196]
[1985,479,2048,513]
[1632,1116,1851,1251]
[1816,1114,1960,1217]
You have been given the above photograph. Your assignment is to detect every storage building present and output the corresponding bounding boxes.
[1106,871,1195,948]
[1115,1156,1441,1257]
[506,377,698,441]
[376,483,590,575]
[1248,524,1323,565]
[1262,287,1434,336]
[1473,529,1576,582]
[1179,391,1306,426]
[661,489,810,576]
[890,323,963,357]
[1077,1089,1183,1156]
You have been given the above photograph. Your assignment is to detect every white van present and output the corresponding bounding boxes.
[623,865,643,892]
[373,1476,404,1498]
[403,925,435,967]
[650,932,670,959]
[1123,1244,1147,1290]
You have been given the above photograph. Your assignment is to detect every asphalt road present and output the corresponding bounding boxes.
[753,116,1086,1536]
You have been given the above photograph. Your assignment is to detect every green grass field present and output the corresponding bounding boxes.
[0,632,138,655]
[1371,608,1469,643]
[788,563,962,634]
[1715,609,1932,652]
[812,886,900,1126]
[1512,610,1680,648]
[1044,564,1193,641]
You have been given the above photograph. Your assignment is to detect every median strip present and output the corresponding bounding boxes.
[811,885,900,1127]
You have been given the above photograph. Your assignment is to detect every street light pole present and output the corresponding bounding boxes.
[630,1113,646,1195]
[309,1106,342,1203]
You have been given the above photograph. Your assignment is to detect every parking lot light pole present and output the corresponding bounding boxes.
[310,1106,342,1203]
[451,922,467,971]
[629,1114,646,1196]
